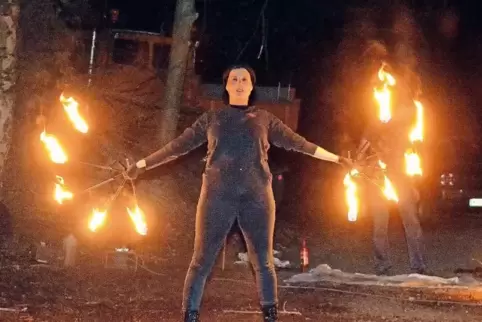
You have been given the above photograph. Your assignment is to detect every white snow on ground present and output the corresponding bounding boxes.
[235,251,291,268]
[285,264,482,289]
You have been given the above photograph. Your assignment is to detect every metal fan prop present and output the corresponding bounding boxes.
[40,93,147,236]
[342,62,424,222]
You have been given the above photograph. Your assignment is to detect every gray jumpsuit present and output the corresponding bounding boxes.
[143,105,317,310]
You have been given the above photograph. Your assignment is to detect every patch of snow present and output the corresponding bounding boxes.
[285,264,482,289]
[235,252,291,268]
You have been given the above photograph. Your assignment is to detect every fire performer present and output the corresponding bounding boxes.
[356,62,427,276]
[125,65,352,321]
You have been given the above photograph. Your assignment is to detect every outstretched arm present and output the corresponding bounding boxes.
[267,112,341,164]
[136,112,210,171]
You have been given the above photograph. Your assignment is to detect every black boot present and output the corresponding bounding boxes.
[184,310,200,322]
[262,304,278,321]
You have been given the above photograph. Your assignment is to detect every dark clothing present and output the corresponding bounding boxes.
[144,105,317,184]
[183,184,277,309]
[142,105,317,310]
[357,99,426,273]
[367,178,426,273]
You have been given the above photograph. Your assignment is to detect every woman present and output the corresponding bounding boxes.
[126,65,352,321]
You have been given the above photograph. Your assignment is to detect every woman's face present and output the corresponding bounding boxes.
[225,68,253,103]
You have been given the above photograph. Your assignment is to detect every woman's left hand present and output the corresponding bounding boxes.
[123,163,145,180]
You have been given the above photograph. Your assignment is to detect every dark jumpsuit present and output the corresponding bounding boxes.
[142,105,317,310]
[360,103,426,273]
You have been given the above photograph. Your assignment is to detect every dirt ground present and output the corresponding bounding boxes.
[1,238,482,322]
[4,171,482,321]
[0,264,482,322]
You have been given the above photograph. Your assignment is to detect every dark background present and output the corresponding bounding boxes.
[100,0,482,138]
[83,0,482,227]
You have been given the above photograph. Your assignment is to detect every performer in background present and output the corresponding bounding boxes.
[126,64,352,321]
[355,61,428,276]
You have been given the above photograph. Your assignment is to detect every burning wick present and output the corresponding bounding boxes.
[405,100,424,177]
[126,205,147,236]
[54,176,73,204]
[378,161,399,202]
[374,64,396,123]
[409,100,424,143]
[40,131,68,164]
[405,150,422,176]
[89,209,107,232]
[343,169,359,222]
[60,94,89,134]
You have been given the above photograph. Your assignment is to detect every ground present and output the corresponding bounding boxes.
[2,211,482,321]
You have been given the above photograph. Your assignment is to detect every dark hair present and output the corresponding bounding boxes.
[222,64,257,106]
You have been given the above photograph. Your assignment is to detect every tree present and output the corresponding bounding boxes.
[0,0,20,189]
[157,0,198,145]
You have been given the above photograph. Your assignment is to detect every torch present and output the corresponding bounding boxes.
[342,62,426,221]
[342,63,400,221]
[39,92,149,236]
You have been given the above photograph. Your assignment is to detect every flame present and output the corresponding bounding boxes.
[382,176,399,202]
[54,176,73,204]
[374,64,396,123]
[378,160,399,202]
[409,100,424,142]
[405,150,422,176]
[126,205,147,236]
[378,160,387,170]
[60,94,89,133]
[343,169,359,222]
[405,100,424,176]
[40,130,68,164]
[89,208,107,232]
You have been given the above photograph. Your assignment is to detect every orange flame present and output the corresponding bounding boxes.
[126,205,147,236]
[405,100,424,176]
[343,169,359,222]
[405,150,422,176]
[40,130,68,164]
[382,176,399,202]
[89,209,107,232]
[54,176,73,204]
[374,64,396,123]
[409,100,424,142]
[378,160,399,202]
[60,94,89,133]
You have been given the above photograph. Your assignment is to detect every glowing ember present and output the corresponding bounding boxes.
[343,169,359,222]
[40,130,68,164]
[378,160,399,202]
[60,94,89,133]
[54,176,73,204]
[89,208,107,232]
[374,64,396,123]
[126,205,147,236]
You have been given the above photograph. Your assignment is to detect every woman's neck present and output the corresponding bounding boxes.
[230,104,249,110]
[229,97,249,106]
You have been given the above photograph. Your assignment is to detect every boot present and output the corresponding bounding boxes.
[262,304,278,321]
[184,310,200,322]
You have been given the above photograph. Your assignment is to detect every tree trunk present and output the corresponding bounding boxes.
[0,1,19,188]
[158,0,198,145]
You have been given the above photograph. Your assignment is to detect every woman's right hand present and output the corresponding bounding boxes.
[124,161,146,181]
